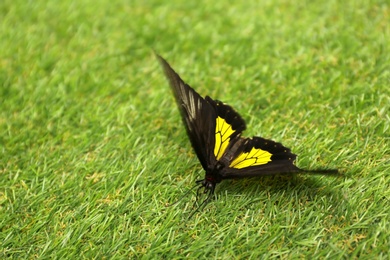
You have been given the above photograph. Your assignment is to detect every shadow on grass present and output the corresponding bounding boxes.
[217,173,344,198]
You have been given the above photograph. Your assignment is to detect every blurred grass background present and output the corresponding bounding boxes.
[1,0,389,258]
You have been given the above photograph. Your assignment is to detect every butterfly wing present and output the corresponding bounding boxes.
[158,54,337,189]
[219,136,302,178]
[158,55,247,170]
[205,96,301,177]
[158,55,214,169]
[205,97,246,161]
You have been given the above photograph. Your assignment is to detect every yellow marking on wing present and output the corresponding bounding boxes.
[230,147,272,169]
[214,116,235,160]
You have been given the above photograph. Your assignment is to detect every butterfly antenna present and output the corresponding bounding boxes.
[188,185,215,219]
[167,182,200,207]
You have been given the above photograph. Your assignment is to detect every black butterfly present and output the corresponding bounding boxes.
[157,54,338,212]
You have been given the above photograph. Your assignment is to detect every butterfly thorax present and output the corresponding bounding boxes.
[205,161,225,184]
[204,138,246,185]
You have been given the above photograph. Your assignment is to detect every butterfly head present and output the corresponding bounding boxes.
[196,178,216,194]
[196,175,220,202]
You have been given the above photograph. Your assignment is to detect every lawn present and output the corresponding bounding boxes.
[1,0,389,258]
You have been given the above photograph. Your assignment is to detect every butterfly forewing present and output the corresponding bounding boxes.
[206,97,246,161]
[158,55,217,169]
[158,55,249,171]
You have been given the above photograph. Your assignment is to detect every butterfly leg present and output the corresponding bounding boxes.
[168,182,200,207]
[195,183,204,205]
[189,181,215,218]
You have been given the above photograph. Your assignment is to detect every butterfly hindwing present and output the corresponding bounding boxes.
[220,136,301,178]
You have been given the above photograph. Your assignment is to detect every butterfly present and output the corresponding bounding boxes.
[157,54,338,212]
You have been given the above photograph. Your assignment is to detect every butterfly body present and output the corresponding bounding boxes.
[157,54,338,205]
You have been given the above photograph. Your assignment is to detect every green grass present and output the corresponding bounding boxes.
[1,0,389,258]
